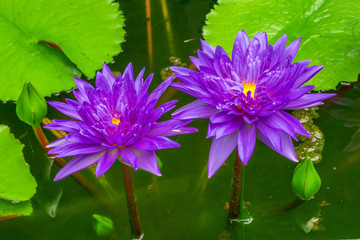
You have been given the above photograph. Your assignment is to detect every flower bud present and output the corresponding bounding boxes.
[292,157,321,199]
[16,81,47,126]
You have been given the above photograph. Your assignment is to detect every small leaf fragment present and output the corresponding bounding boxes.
[92,214,114,237]
[0,200,33,221]
[0,125,37,201]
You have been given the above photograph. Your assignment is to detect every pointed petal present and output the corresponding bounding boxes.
[95,148,119,177]
[43,119,80,133]
[189,56,201,69]
[286,85,315,101]
[54,152,105,181]
[200,39,215,57]
[133,150,161,176]
[278,111,311,137]
[208,131,238,178]
[210,112,236,124]
[214,118,243,139]
[172,99,208,115]
[155,100,177,114]
[148,119,192,135]
[285,93,336,109]
[130,136,180,151]
[261,111,310,140]
[101,62,116,86]
[257,130,298,162]
[48,101,81,120]
[96,72,111,93]
[139,73,153,98]
[73,77,94,94]
[172,100,220,120]
[134,67,145,93]
[123,63,136,92]
[147,76,174,103]
[47,137,67,148]
[255,120,282,152]
[172,106,220,120]
[50,144,107,158]
[171,82,207,99]
[269,34,287,68]
[284,38,301,61]
[293,65,323,88]
[118,147,138,170]
[160,126,198,136]
[237,123,256,165]
[233,30,250,57]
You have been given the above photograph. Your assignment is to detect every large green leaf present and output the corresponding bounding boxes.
[0,125,37,201]
[0,200,32,220]
[203,0,360,90]
[0,0,125,101]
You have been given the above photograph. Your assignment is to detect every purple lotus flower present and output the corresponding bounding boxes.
[171,30,335,177]
[45,63,197,180]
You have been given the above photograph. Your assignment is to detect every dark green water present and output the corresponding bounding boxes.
[1,0,360,239]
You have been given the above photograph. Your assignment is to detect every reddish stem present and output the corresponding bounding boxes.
[121,164,143,239]
[145,0,153,69]
[228,153,243,221]
[32,125,96,195]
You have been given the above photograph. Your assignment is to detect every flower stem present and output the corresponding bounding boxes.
[32,125,96,195]
[228,152,244,221]
[145,0,153,70]
[121,164,143,239]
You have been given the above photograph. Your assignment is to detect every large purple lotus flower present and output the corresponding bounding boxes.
[45,63,197,180]
[171,30,335,177]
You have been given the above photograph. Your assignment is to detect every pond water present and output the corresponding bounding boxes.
[1,0,360,239]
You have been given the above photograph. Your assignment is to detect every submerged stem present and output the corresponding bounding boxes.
[121,164,143,239]
[228,152,244,221]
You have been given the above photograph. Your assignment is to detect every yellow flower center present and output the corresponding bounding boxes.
[242,83,256,98]
[112,117,120,125]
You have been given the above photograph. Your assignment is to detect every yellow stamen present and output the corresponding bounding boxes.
[242,83,256,98]
[112,117,120,125]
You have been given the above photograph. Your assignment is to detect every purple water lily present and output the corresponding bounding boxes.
[45,63,197,180]
[171,30,335,177]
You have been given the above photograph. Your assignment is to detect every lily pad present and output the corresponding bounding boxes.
[0,0,125,101]
[203,0,360,91]
[0,125,37,201]
[0,200,32,220]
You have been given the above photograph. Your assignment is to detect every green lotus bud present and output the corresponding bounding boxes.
[292,157,321,199]
[92,214,114,236]
[16,81,47,126]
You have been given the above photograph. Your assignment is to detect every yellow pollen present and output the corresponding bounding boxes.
[242,83,256,98]
[112,117,120,125]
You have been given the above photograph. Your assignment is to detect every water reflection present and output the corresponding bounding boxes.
[331,84,360,151]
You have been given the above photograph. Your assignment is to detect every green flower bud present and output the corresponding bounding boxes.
[92,214,114,236]
[16,81,47,126]
[292,157,321,199]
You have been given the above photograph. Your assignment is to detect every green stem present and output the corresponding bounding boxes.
[228,152,244,221]
[121,164,143,239]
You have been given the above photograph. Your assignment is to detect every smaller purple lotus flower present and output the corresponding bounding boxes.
[171,30,335,177]
[45,63,197,180]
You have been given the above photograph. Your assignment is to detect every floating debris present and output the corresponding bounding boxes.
[160,56,187,81]
[293,107,325,164]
